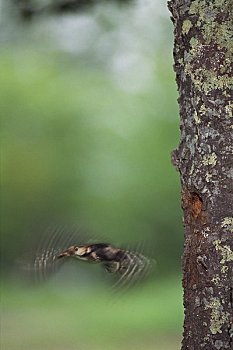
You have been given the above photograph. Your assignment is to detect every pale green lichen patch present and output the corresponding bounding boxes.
[189,1,216,26]
[225,103,233,118]
[190,163,195,175]
[199,104,207,116]
[202,227,210,238]
[187,37,199,61]
[178,58,184,65]
[194,135,198,143]
[203,22,232,47]
[182,19,193,34]
[184,1,232,95]
[203,335,209,343]
[202,153,217,166]
[186,66,232,94]
[205,297,230,334]
[205,172,212,182]
[190,37,199,47]
[194,110,201,124]
[221,217,233,233]
[214,240,233,263]
[211,275,220,285]
[188,0,232,50]
[221,265,228,274]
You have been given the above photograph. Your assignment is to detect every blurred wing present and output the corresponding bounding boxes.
[104,247,155,292]
[22,224,92,283]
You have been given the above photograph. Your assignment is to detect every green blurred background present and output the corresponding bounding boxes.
[1,1,183,349]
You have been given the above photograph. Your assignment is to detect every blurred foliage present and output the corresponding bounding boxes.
[12,0,133,21]
[2,276,183,350]
[0,2,184,349]
[0,49,182,273]
[0,1,182,276]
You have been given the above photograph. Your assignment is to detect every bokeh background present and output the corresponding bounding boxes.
[1,1,183,349]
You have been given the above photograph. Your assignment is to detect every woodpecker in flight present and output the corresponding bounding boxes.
[31,227,154,290]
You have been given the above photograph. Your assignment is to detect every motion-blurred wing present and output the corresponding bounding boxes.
[23,225,90,282]
[104,248,155,291]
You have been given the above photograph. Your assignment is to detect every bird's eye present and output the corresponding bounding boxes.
[74,247,79,251]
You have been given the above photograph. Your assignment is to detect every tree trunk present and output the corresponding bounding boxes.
[168,1,233,349]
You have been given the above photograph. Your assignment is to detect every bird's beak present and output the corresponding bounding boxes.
[57,251,69,259]
[57,246,75,259]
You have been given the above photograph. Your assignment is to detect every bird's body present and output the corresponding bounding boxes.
[58,243,124,263]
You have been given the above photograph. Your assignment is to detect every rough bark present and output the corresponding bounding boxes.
[168,1,233,349]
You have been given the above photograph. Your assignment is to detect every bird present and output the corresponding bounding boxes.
[30,226,155,290]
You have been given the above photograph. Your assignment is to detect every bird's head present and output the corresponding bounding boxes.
[57,245,91,259]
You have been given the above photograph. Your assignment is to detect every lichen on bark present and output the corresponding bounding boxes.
[168,0,233,349]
